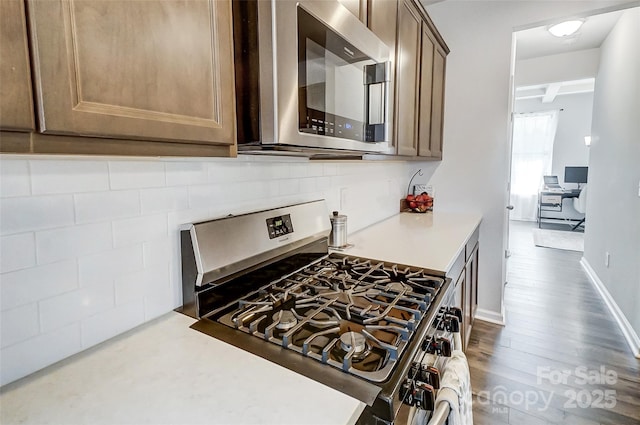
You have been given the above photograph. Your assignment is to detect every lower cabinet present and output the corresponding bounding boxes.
[463,241,479,349]
[448,228,479,351]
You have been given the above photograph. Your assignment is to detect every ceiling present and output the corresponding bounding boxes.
[513,9,627,102]
[515,10,624,61]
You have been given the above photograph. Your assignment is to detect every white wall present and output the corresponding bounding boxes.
[583,9,640,339]
[424,0,637,320]
[515,92,593,219]
[515,48,600,87]
[0,155,414,385]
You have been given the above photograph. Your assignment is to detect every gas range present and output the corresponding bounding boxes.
[180,201,457,424]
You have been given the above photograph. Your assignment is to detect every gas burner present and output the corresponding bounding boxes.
[339,331,368,357]
[385,282,409,293]
[273,310,298,330]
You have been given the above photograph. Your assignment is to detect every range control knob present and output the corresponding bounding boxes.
[399,380,435,410]
[399,380,415,406]
[449,307,463,323]
[423,336,452,357]
[425,366,440,389]
[437,314,460,333]
[436,337,452,357]
[413,383,435,410]
[408,362,441,389]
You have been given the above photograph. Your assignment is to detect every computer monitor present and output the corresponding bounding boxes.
[564,166,588,184]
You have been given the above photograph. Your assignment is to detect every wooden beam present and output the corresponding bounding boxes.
[542,82,562,103]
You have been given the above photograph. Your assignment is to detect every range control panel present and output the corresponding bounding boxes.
[266,214,294,239]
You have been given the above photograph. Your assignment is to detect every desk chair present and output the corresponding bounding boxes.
[572,184,587,231]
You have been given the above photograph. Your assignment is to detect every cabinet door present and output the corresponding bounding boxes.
[464,244,478,349]
[417,24,434,158]
[429,45,446,159]
[0,0,35,132]
[27,0,235,145]
[470,245,479,320]
[394,0,421,156]
[455,268,467,351]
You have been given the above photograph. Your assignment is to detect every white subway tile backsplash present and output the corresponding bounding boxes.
[114,269,146,305]
[140,187,188,214]
[279,179,300,196]
[81,299,145,349]
[1,260,78,311]
[299,177,317,193]
[36,222,112,265]
[78,245,144,287]
[112,214,167,248]
[0,160,30,198]
[167,208,212,232]
[0,323,81,386]
[108,161,165,189]
[144,283,174,321]
[0,195,74,235]
[39,281,115,333]
[0,156,410,384]
[75,190,140,224]
[142,264,174,321]
[1,304,39,348]
[290,163,309,178]
[187,184,225,209]
[317,176,332,191]
[143,238,173,268]
[165,162,208,186]
[1,233,36,273]
[208,161,250,183]
[323,163,338,176]
[30,160,109,194]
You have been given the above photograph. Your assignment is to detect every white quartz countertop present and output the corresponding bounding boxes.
[340,211,482,273]
[0,313,365,425]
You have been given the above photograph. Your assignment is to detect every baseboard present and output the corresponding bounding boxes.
[580,258,640,359]
[475,308,505,326]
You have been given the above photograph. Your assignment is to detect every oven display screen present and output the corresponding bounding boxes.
[266,214,293,239]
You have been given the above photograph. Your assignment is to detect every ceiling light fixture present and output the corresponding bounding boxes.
[548,20,584,37]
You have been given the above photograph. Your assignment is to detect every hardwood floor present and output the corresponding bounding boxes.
[467,220,640,425]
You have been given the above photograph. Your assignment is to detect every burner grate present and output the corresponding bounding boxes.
[214,254,444,382]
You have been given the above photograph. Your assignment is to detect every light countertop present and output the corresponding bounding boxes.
[0,211,481,424]
[0,313,365,425]
[340,211,482,274]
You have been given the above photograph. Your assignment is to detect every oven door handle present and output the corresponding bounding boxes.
[427,401,451,425]
[364,61,391,143]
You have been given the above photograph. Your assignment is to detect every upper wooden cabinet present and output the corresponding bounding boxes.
[27,0,236,147]
[417,25,445,159]
[0,0,35,132]
[393,0,421,157]
[368,0,448,159]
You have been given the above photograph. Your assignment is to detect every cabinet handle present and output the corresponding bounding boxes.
[506,205,514,210]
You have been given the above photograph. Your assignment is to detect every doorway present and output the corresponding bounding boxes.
[506,11,623,246]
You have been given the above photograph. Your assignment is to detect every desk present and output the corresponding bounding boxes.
[537,190,581,228]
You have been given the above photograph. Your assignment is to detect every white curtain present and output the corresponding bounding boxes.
[509,110,559,221]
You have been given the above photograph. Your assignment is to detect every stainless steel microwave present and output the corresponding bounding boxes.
[233,0,393,156]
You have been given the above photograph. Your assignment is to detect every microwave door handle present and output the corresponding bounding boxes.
[364,61,391,143]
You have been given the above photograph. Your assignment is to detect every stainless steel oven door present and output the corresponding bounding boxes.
[257,0,393,153]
